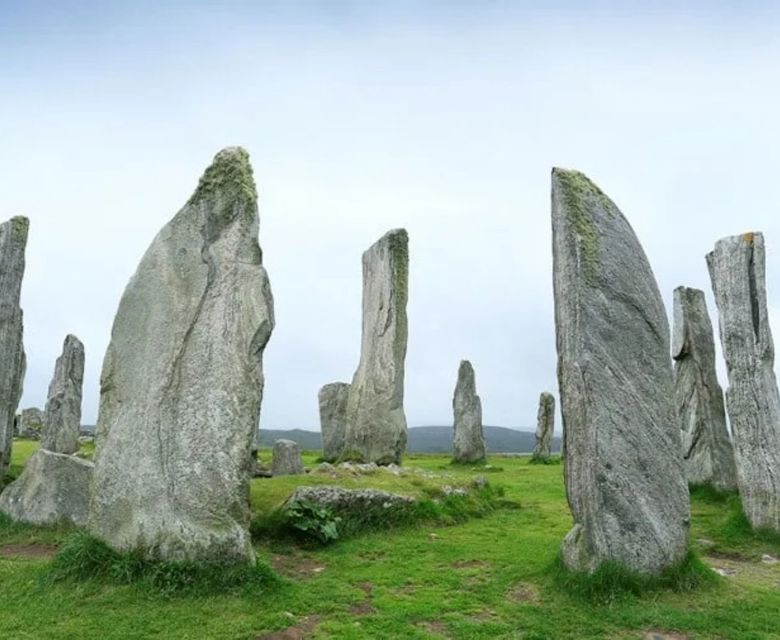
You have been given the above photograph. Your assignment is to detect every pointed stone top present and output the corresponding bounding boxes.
[1,216,29,243]
[188,146,257,207]
[456,360,476,393]
[64,334,84,349]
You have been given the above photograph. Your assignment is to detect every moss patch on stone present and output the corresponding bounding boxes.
[554,169,616,284]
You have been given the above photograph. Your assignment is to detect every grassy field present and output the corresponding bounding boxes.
[1,440,779,639]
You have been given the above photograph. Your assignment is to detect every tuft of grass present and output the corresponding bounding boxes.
[46,531,279,596]
[689,483,737,504]
[252,482,515,546]
[550,550,719,604]
[529,455,561,466]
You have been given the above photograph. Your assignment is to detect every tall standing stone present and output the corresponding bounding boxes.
[452,360,486,463]
[532,392,555,462]
[89,147,275,563]
[42,334,85,455]
[707,233,780,532]
[0,216,27,480]
[672,287,738,491]
[319,382,350,462]
[271,439,304,476]
[551,168,689,575]
[343,229,408,465]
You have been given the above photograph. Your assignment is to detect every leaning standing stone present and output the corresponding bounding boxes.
[343,229,409,465]
[672,287,737,491]
[452,360,486,463]
[42,335,85,455]
[272,439,304,476]
[319,382,350,462]
[532,392,555,462]
[89,147,275,564]
[551,168,689,575]
[707,233,780,532]
[0,216,27,479]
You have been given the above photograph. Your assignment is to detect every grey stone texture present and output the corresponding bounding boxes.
[16,407,43,439]
[88,147,275,564]
[0,449,92,526]
[343,229,409,465]
[272,439,304,476]
[452,360,486,463]
[551,167,689,575]
[42,334,85,455]
[707,232,780,532]
[533,392,555,462]
[286,485,414,511]
[0,216,27,479]
[672,287,738,491]
[318,382,350,462]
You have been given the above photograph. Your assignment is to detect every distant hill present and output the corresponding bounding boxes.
[256,425,561,454]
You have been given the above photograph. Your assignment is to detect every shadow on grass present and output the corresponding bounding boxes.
[45,531,280,597]
[549,550,719,605]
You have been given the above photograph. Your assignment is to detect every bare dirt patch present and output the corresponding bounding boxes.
[254,615,322,640]
[416,621,451,638]
[270,554,326,580]
[0,544,58,559]
[644,631,690,640]
[506,581,540,604]
[348,581,377,616]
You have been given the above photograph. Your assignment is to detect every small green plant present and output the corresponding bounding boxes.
[47,531,278,596]
[529,454,561,466]
[284,500,341,544]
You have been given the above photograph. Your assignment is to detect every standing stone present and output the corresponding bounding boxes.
[532,392,555,462]
[452,360,486,463]
[89,147,275,564]
[0,216,27,479]
[551,168,689,575]
[319,382,350,462]
[672,287,738,491]
[272,439,304,476]
[16,407,44,439]
[707,233,780,532]
[343,229,409,465]
[41,335,85,455]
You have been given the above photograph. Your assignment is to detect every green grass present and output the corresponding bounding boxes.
[1,440,779,639]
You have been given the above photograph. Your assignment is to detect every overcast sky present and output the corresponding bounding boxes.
[2,1,780,433]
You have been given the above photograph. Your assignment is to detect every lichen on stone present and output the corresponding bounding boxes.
[553,168,616,283]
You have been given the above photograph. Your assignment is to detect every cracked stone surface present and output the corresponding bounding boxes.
[672,286,737,491]
[343,229,409,465]
[318,382,350,462]
[533,392,555,462]
[89,147,275,563]
[42,334,85,455]
[551,167,689,575]
[0,216,27,479]
[707,232,780,532]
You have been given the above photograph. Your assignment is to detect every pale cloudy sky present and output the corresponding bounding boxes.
[2,1,780,432]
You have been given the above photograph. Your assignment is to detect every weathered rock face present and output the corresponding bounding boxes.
[0,217,28,479]
[533,392,555,462]
[272,439,304,476]
[286,485,414,511]
[672,287,738,491]
[15,407,43,439]
[707,233,780,532]
[0,449,92,526]
[41,335,84,455]
[551,168,689,575]
[318,382,350,462]
[452,360,486,463]
[343,229,409,465]
[89,147,275,564]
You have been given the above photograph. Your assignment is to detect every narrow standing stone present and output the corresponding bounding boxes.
[707,233,780,532]
[89,147,275,564]
[0,216,27,480]
[452,360,486,463]
[532,392,555,462]
[42,335,85,455]
[552,168,689,575]
[672,287,738,491]
[343,229,409,465]
[272,439,304,476]
[319,382,350,462]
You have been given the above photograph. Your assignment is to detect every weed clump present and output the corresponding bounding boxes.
[47,531,278,596]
